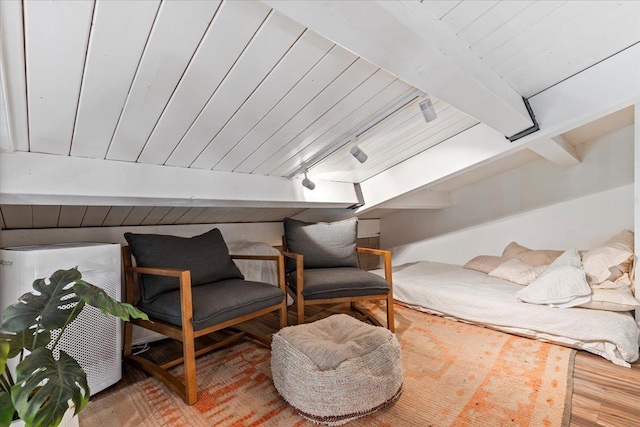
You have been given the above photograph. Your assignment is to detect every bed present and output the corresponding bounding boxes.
[371,260,639,367]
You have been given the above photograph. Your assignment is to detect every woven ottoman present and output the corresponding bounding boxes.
[271,314,402,425]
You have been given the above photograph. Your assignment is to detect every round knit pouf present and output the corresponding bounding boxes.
[271,314,403,426]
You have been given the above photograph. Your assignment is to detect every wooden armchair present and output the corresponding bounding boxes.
[282,218,394,332]
[122,229,287,405]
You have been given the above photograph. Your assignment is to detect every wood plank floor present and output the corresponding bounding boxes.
[570,351,640,427]
[95,303,640,426]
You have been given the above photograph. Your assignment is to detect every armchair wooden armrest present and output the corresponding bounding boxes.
[281,251,304,275]
[125,265,190,278]
[121,243,288,405]
[122,262,193,337]
[357,247,392,287]
[230,254,287,293]
[281,251,302,261]
[280,251,305,304]
[231,254,280,261]
[281,236,303,266]
[122,246,193,307]
[122,264,193,320]
[122,247,196,377]
[356,247,390,257]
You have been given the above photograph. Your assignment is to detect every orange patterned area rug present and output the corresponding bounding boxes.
[81,305,575,426]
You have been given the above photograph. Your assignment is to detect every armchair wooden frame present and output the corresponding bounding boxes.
[122,246,288,405]
[281,246,394,332]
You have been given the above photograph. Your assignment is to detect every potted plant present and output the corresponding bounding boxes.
[0,267,148,427]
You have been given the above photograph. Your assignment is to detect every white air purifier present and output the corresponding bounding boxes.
[0,242,122,395]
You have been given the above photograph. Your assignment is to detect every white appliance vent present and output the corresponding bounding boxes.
[51,270,122,394]
[0,243,122,396]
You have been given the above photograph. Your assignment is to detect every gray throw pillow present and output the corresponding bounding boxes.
[283,217,359,271]
[124,228,244,303]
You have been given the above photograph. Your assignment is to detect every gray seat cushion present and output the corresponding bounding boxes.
[124,228,244,303]
[138,279,284,331]
[287,267,390,300]
[283,217,359,272]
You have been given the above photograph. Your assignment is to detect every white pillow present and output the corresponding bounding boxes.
[516,248,591,308]
[488,259,547,285]
[582,230,634,284]
[548,247,582,268]
[590,273,632,291]
[463,255,508,274]
[576,289,640,311]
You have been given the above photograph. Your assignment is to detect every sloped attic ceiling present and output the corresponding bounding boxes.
[0,0,639,229]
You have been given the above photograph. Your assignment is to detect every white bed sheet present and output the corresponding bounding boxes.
[371,261,639,367]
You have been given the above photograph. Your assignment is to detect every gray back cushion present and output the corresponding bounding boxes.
[283,217,359,271]
[124,228,244,303]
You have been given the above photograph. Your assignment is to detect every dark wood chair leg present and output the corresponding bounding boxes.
[122,246,287,406]
[182,328,197,405]
[387,292,395,333]
[296,260,305,324]
[297,300,305,325]
[279,299,288,329]
[123,321,133,357]
[277,255,288,329]
[178,270,197,405]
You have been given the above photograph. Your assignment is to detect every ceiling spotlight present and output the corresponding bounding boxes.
[419,97,437,123]
[349,136,368,163]
[302,170,315,190]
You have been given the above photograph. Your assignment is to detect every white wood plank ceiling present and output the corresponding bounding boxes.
[11,0,457,181]
[310,98,478,182]
[1,0,638,229]
[422,0,640,97]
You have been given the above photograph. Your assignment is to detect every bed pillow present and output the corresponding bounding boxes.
[488,259,547,285]
[502,242,529,258]
[283,217,359,271]
[502,242,563,267]
[590,273,632,291]
[582,229,634,285]
[515,248,591,308]
[576,289,640,312]
[463,255,508,274]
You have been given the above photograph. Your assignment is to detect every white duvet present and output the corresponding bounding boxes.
[371,261,639,367]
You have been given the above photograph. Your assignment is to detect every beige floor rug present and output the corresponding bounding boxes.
[81,305,575,426]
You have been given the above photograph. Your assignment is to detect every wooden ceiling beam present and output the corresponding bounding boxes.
[0,0,29,152]
[0,152,359,208]
[356,44,640,214]
[378,190,453,210]
[528,136,580,168]
[263,0,533,137]
[356,124,509,213]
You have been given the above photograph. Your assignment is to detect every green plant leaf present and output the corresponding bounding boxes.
[11,347,89,427]
[0,343,8,379]
[0,330,51,359]
[0,342,12,397]
[1,269,84,333]
[73,280,148,321]
[0,391,14,427]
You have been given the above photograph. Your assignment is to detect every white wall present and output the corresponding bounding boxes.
[388,185,632,265]
[382,125,634,265]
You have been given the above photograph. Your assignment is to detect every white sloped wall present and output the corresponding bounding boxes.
[381,125,634,266]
